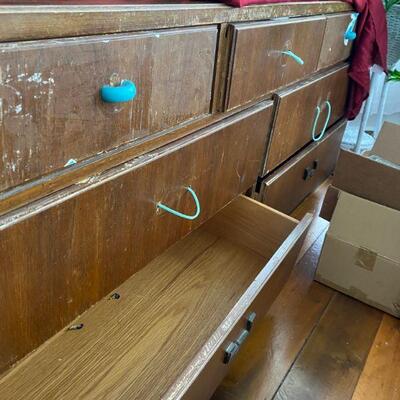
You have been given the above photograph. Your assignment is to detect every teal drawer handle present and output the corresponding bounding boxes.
[157,186,201,221]
[281,50,304,65]
[344,13,359,44]
[312,100,332,142]
[100,80,137,103]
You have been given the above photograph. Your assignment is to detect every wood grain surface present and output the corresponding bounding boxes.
[0,26,217,192]
[0,3,352,42]
[0,102,273,373]
[318,12,354,70]
[0,196,308,400]
[212,218,332,400]
[264,64,349,173]
[352,315,400,400]
[261,120,345,214]
[273,294,382,400]
[225,16,326,111]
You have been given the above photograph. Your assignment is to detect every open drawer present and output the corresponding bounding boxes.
[0,196,311,400]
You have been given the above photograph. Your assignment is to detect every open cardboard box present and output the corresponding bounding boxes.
[320,121,400,220]
[316,191,400,317]
[317,121,400,317]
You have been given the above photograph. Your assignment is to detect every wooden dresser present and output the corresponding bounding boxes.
[0,2,353,399]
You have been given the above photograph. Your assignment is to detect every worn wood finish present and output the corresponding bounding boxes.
[352,315,400,400]
[264,64,349,174]
[225,16,326,111]
[0,3,352,42]
[0,102,273,373]
[273,294,382,400]
[211,23,234,113]
[318,12,354,70]
[0,196,311,400]
[260,120,345,214]
[0,27,217,192]
[212,220,332,400]
[0,102,260,217]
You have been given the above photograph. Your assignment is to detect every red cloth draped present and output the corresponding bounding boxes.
[224,0,388,120]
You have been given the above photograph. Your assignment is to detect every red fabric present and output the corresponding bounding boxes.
[224,0,387,120]
[346,0,387,119]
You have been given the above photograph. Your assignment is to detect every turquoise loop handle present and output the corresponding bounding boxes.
[157,186,201,221]
[100,80,137,103]
[312,100,332,142]
[311,105,322,141]
[281,50,304,65]
[344,13,359,43]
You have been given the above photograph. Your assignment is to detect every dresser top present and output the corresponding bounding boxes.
[0,1,351,42]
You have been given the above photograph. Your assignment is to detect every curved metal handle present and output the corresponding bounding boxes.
[157,186,201,221]
[281,50,304,65]
[100,79,137,103]
[312,100,332,142]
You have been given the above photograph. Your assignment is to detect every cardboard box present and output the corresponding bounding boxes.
[316,191,400,317]
[319,121,400,221]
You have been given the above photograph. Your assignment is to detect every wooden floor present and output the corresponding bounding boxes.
[212,180,400,400]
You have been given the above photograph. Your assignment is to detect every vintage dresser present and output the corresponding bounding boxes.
[0,2,354,399]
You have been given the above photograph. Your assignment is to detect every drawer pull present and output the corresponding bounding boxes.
[344,13,358,45]
[157,186,201,221]
[312,100,332,142]
[223,312,256,364]
[281,50,304,66]
[100,80,137,103]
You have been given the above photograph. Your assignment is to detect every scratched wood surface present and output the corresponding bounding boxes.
[318,12,354,70]
[225,16,326,111]
[0,196,308,400]
[264,64,349,174]
[0,26,217,192]
[0,3,352,42]
[0,102,273,373]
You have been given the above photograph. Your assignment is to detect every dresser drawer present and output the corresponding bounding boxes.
[225,16,326,111]
[318,12,356,70]
[0,101,273,373]
[260,120,346,214]
[0,26,217,192]
[264,64,349,174]
[0,195,311,400]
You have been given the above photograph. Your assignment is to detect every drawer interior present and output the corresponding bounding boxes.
[0,195,309,400]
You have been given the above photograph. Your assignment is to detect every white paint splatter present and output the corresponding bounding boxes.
[27,72,42,83]
[15,104,22,114]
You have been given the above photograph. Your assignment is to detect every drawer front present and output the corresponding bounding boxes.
[225,16,326,111]
[260,120,346,214]
[318,13,355,70]
[264,64,349,174]
[0,102,273,374]
[173,198,312,400]
[0,26,217,192]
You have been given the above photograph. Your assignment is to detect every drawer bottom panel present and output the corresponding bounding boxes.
[0,196,311,400]
[259,120,346,214]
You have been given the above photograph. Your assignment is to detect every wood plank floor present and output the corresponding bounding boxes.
[213,179,400,400]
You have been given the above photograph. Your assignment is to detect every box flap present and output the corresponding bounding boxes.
[369,122,400,165]
[329,191,400,263]
[333,149,400,211]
